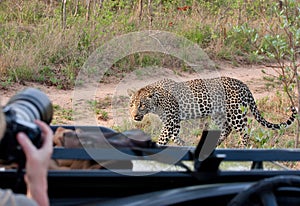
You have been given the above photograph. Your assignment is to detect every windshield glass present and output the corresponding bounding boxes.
[0,0,299,173]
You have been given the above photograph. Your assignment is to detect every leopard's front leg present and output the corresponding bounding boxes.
[157,114,184,146]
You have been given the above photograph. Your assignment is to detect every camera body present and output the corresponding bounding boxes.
[0,88,53,162]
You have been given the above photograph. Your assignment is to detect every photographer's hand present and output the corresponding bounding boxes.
[17,120,53,206]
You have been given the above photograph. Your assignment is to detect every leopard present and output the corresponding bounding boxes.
[128,77,297,147]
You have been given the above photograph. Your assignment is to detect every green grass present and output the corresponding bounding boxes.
[86,97,112,121]
[0,0,294,88]
[52,104,74,124]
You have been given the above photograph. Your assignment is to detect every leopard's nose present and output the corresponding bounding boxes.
[133,115,142,121]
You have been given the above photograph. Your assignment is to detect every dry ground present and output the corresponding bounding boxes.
[0,61,279,129]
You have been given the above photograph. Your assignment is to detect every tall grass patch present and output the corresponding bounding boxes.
[0,0,296,88]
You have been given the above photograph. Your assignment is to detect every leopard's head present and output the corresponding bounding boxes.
[128,88,155,121]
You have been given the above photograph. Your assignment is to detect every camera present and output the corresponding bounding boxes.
[0,88,53,162]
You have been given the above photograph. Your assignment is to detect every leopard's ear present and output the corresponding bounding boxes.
[127,88,136,97]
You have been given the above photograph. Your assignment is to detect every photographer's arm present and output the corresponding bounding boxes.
[17,120,53,206]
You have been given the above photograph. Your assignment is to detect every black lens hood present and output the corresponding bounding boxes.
[7,88,53,124]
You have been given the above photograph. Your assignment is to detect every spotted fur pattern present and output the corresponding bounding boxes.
[128,77,297,146]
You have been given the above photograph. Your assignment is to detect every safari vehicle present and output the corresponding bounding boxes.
[1,125,300,206]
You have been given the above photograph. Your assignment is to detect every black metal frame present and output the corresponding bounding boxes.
[44,148,300,200]
[0,125,300,203]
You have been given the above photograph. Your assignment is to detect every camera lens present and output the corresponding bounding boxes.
[0,88,53,162]
[5,88,53,124]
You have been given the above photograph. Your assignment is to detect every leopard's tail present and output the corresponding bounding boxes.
[247,90,297,130]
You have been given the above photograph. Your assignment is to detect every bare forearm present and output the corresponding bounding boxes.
[26,175,49,206]
[17,121,53,206]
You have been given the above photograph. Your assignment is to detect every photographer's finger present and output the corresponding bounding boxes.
[17,132,36,156]
[35,120,53,141]
[34,120,53,151]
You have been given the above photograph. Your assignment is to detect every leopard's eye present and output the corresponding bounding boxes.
[139,104,145,109]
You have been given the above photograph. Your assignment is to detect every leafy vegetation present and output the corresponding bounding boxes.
[255,0,300,147]
[0,0,298,87]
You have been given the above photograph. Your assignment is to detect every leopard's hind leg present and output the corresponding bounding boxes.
[211,113,232,146]
[217,122,232,146]
[232,114,250,147]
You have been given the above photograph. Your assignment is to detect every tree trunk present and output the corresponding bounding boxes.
[74,0,79,16]
[61,0,67,30]
[99,0,104,9]
[147,0,153,28]
[86,0,91,21]
[138,0,143,21]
